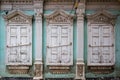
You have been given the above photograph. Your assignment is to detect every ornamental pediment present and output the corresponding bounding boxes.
[87,10,117,25]
[4,10,32,24]
[45,10,73,24]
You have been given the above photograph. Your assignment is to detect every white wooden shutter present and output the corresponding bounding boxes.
[88,24,114,65]
[47,25,60,64]
[19,26,32,64]
[60,26,72,65]
[47,25,73,65]
[101,25,114,64]
[7,26,19,64]
[7,25,32,65]
[89,25,100,64]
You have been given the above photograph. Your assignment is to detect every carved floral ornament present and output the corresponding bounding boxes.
[87,10,117,26]
[4,10,33,24]
[45,10,74,25]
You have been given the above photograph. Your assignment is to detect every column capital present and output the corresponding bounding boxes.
[76,1,85,17]
[33,0,43,14]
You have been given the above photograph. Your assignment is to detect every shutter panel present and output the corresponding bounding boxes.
[88,24,114,65]
[47,26,59,64]
[9,27,18,46]
[7,26,19,64]
[91,26,100,46]
[60,26,72,64]
[47,25,73,65]
[19,26,31,64]
[7,25,32,65]
[101,26,112,46]
[91,47,100,63]
[89,25,100,64]
[101,25,114,64]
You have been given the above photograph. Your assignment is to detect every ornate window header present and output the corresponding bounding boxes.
[4,10,32,25]
[87,10,117,26]
[45,10,74,25]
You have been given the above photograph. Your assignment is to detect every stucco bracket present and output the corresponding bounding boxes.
[75,60,85,80]
[33,61,43,80]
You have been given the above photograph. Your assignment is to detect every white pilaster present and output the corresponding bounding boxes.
[33,0,43,79]
[75,1,85,80]
[35,13,42,62]
[76,14,84,62]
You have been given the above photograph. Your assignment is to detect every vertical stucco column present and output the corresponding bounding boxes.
[75,0,85,80]
[33,0,43,79]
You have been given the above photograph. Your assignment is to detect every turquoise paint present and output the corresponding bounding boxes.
[85,10,120,78]
[0,9,120,78]
[115,16,120,76]
[43,10,77,78]
[0,10,35,77]
[0,11,7,76]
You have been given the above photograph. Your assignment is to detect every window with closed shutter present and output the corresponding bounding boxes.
[47,25,73,65]
[88,24,114,66]
[7,25,32,65]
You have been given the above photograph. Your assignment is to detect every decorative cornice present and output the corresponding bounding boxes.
[1,0,120,10]
[4,10,33,24]
[1,0,33,5]
[87,10,117,26]
[45,10,74,24]
[86,1,120,10]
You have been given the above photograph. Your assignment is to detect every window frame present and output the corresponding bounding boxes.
[87,23,115,66]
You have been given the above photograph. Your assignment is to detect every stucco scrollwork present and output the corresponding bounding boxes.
[34,64,42,77]
[87,10,117,26]
[45,10,73,25]
[76,62,85,80]
[9,15,29,24]
[77,65,83,77]
[4,10,32,24]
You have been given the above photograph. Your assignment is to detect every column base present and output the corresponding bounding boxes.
[75,60,85,80]
[33,61,43,80]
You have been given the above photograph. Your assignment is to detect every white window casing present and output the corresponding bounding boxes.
[88,24,115,66]
[45,10,73,66]
[47,24,73,65]
[4,10,32,66]
[87,10,117,66]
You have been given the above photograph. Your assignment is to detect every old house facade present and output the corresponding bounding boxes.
[0,0,120,80]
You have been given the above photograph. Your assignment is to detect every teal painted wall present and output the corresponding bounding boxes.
[84,10,120,78]
[0,9,120,78]
[0,10,77,78]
